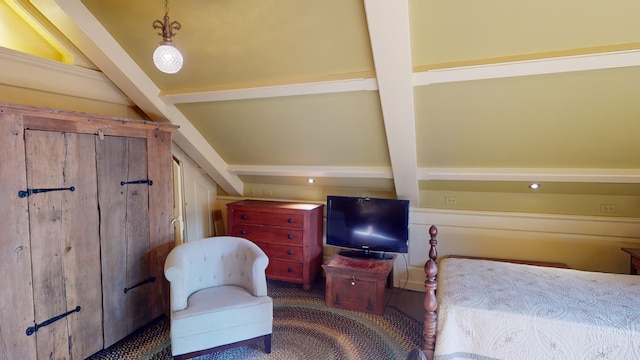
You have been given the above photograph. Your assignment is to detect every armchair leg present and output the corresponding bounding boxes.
[264,334,272,354]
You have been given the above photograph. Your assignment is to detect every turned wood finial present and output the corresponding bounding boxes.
[428,225,438,262]
[428,225,437,238]
[422,225,438,360]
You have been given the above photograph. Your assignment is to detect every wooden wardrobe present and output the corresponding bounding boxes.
[0,102,177,359]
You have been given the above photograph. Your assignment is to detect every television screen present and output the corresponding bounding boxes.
[326,196,409,259]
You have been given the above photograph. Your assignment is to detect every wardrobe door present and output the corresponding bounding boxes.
[25,130,103,359]
[0,113,36,360]
[97,135,153,347]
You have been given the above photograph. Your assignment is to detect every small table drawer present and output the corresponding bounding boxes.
[255,242,304,262]
[232,211,304,229]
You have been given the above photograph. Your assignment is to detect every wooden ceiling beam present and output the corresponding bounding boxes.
[364,0,419,204]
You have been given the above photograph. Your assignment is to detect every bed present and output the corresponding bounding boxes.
[416,225,640,360]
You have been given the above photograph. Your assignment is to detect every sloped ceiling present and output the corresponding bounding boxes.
[17,0,640,206]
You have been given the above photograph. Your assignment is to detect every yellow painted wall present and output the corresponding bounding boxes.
[0,1,64,61]
[410,0,640,66]
[420,180,640,218]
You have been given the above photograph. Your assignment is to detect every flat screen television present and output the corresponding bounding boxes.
[326,195,409,260]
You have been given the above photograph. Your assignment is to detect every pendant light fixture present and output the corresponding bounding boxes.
[152,0,183,74]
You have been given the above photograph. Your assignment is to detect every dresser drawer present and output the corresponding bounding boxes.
[255,242,303,262]
[230,224,304,245]
[267,260,304,279]
[232,210,304,229]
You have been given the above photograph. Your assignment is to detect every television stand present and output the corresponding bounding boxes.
[321,253,395,315]
[338,249,394,260]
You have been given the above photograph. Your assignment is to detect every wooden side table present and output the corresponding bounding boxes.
[621,248,640,275]
[322,253,395,315]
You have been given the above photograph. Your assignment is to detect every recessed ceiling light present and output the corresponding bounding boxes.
[528,183,541,190]
[307,178,315,184]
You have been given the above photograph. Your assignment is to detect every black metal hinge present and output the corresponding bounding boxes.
[124,276,156,294]
[18,186,75,198]
[26,306,81,336]
[120,179,153,186]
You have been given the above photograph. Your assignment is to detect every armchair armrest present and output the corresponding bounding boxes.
[244,243,269,297]
[164,258,189,312]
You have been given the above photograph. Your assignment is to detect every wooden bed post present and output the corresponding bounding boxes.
[422,225,438,360]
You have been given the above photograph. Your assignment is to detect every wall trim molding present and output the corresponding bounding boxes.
[418,167,640,183]
[0,47,131,105]
[413,49,640,86]
[409,207,640,238]
[160,49,640,104]
[227,165,640,184]
[162,78,379,104]
[402,207,640,291]
[227,165,394,179]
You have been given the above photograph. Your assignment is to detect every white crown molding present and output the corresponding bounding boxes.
[413,49,640,86]
[159,50,640,104]
[0,47,131,105]
[227,165,394,178]
[161,78,379,104]
[418,167,640,183]
[227,165,640,183]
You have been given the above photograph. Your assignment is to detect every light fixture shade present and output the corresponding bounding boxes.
[153,44,183,74]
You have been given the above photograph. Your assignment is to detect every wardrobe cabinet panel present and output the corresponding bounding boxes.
[25,130,103,359]
[146,129,174,318]
[98,136,154,347]
[0,114,35,360]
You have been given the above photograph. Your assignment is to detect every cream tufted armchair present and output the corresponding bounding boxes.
[164,236,273,359]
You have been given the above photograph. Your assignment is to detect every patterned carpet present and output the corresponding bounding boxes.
[87,282,423,360]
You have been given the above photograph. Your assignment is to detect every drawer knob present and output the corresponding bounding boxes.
[240,230,247,235]
[241,215,247,219]
[287,250,294,255]
[287,218,294,223]
[287,234,294,239]
[351,275,357,286]
[287,267,293,273]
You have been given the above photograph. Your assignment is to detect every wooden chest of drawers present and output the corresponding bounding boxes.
[227,200,324,290]
[621,248,640,275]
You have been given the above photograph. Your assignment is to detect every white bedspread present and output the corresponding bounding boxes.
[434,257,640,360]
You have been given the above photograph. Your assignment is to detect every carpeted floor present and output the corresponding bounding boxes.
[87,280,424,360]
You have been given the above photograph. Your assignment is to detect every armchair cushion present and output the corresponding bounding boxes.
[172,285,272,337]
